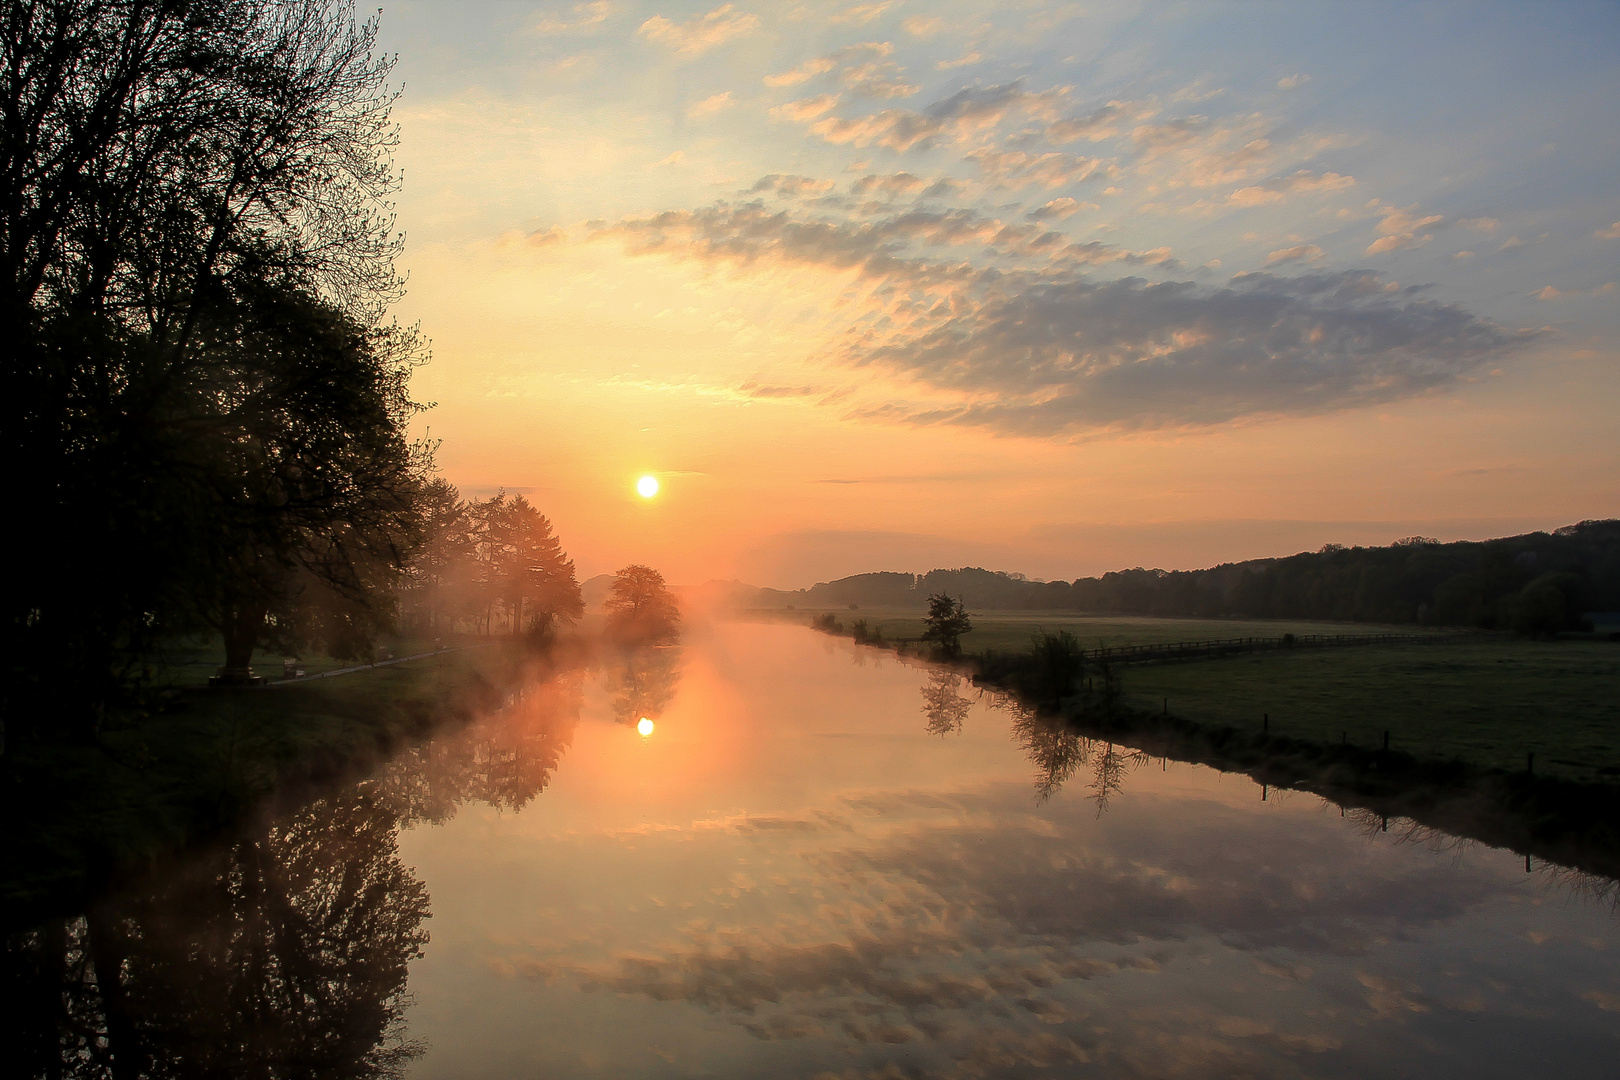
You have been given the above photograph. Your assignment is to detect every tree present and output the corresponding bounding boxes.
[2,0,410,733]
[459,492,582,638]
[188,284,431,676]
[1027,629,1084,707]
[921,593,972,660]
[399,479,476,636]
[496,495,583,638]
[604,565,681,645]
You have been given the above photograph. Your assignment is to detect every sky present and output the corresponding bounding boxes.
[377,1,1620,589]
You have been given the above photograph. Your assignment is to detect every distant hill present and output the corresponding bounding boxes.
[736,520,1620,633]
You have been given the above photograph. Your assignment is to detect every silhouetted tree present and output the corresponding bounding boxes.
[1027,630,1084,707]
[400,478,477,636]
[189,285,431,677]
[2,0,412,732]
[497,495,584,638]
[460,492,582,638]
[921,593,972,660]
[604,565,681,645]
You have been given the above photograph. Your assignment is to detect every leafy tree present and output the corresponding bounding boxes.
[921,593,972,660]
[2,0,411,732]
[398,479,477,636]
[604,565,681,645]
[497,495,584,638]
[1028,629,1084,707]
[461,492,582,637]
[187,285,431,675]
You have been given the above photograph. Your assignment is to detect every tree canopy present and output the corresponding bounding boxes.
[604,565,682,645]
[2,0,425,733]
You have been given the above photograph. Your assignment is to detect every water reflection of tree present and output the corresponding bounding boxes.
[3,666,588,1077]
[920,670,974,737]
[2,791,428,1078]
[604,646,683,727]
[374,671,584,823]
[993,691,1149,811]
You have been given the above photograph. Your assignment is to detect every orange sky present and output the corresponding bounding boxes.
[382,2,1620,587]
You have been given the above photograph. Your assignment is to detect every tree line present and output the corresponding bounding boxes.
[766,520,1620,635]
[2,2,605,743]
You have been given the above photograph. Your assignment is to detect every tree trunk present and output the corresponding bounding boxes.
[217,603,265,683]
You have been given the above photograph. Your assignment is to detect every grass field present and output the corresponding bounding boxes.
[762,607,1438,653]
[150,633,460,687]
[761,608,1620,785]
[1118,640,1620,782]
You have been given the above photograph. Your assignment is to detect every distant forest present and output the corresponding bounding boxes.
[754,520,1620,634]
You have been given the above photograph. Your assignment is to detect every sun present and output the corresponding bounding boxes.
[637,717,655,736]
[636,475,659,498]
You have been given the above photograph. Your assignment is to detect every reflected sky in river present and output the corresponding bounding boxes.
[10,624,1618,1078]
[395,624,1617,1078]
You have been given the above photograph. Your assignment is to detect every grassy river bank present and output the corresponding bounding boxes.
[0,640,560,931]
[786,610,1620,881]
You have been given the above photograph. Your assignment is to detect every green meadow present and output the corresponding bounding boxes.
[769,608,1620,785]
[1119,639,1620,782]
[770,606,1434,651]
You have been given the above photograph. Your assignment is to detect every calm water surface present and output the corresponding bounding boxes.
[20,623,1620,1077]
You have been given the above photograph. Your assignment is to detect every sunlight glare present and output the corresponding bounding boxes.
[636,475,659,498]
[637,717,655,736]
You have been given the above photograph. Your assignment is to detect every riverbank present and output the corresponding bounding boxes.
[0,640,569,931]
[794,611,1619,782]
[794,615,1620,878]
[994,692,1620,886]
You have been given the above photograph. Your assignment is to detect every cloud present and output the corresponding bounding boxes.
[638,4,759,55]
[599,200,1533,433]
[534,0,611,33]
[764,56,837,87]
[1365,202,1444,255]
[831,0,898,25]
[851,270,1534,433]
[1027,197,1087,221]
[687,91,734,118]
[937,51,982,70]
[747,174,836,198]
[901,14,942,36]
[771,93,840,123]
[1048,100,1159,143]
[1228,170,1354,207]
[1265,244,1325,265]
[524,225,567,246]
[1596,222,1620,239]
[1277,73,1312,89]
[967,148,1109,190]
[765,43,913,97]
[780,81,1066,153]
[849,172,928,197]
[1534,282,1617,301]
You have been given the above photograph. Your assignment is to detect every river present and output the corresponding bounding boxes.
[9,622,1619,1077]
